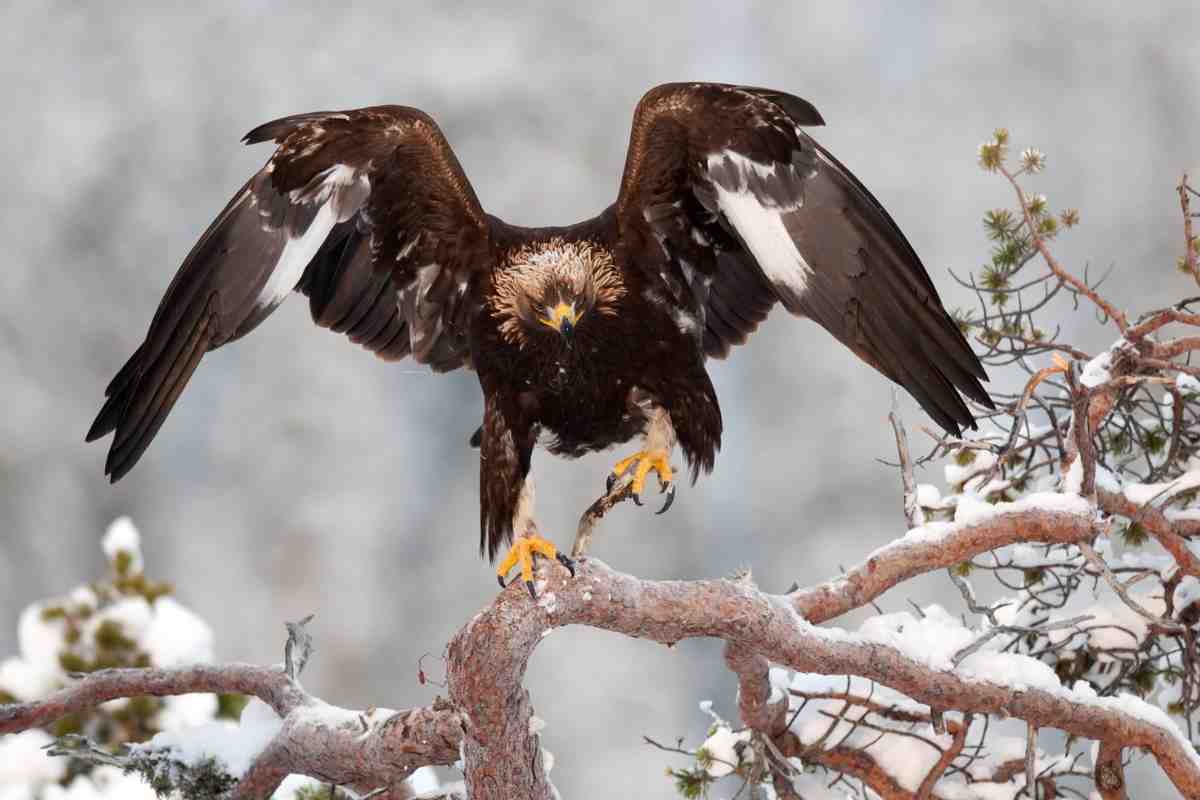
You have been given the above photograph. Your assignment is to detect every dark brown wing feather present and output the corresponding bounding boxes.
[613,82,991,435]
[780,141,991,431]
[701,249,776,358]
[88,106,493,480]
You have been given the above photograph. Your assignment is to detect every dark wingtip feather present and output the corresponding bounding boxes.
[801,139,994,433]
[86,395,123,443]
[242,110,341,145]
[241,118,297,145]
[91,296,214,482]
[87,343,149,443]
[240,123,280,146]
[103,317,209,483]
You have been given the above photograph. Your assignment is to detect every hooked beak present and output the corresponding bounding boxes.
[559,315,575,344]
[539,302,580,343]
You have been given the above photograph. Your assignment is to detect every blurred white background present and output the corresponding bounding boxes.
[1,1,1197,796]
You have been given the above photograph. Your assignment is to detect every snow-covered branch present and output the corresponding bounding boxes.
[1,494,1196,798]
[445,556,1200,798]
[0,664,301,734]
[1,652,466,799]
[791,495,1098,624]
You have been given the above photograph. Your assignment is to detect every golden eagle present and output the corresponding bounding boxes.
[88,83,991,595]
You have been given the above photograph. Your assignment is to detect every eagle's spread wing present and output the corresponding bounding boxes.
[615,83,992,435]
[88,106,493,480]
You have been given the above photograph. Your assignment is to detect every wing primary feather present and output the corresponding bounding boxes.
[805,141,942,298]
[86,343,146,442]
[859,310,973,436]
[859,282,980,432]
[831,205,989,395]
[811,160,993,403]
[110,288,215,453]
[86,179,260,452]
[104,304,214,481]
[868,249,992,405]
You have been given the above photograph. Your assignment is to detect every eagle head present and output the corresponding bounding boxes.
[493,238,626,348]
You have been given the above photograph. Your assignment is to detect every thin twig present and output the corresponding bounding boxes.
[889,406,922,528]
[1181,173,1199,289]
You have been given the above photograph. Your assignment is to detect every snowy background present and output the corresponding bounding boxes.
[1,1,1198,797]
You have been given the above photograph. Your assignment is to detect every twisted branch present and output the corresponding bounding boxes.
[3,497,1198,797]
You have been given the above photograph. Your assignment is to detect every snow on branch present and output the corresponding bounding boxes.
[449,557,1200,798]
[0,537,465,800]
[4,493,1191,798]
[1,496,1197,798]
[791,493,1098,625]
[0,663,302,735]
[1,627,466,799]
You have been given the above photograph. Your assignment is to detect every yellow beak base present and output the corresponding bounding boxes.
[539,302,579,332]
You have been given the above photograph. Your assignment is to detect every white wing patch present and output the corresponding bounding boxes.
[707,151,805,211]
[705,150,814,303]
[257,201,336,310]
[256,165,365,311]
[709,181,812,303]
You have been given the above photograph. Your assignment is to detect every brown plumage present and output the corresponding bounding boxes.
[88,83,992,568]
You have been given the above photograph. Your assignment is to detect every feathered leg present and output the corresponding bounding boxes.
[607,388,677,513]
[495,477,575,598]
[479,395,573,598]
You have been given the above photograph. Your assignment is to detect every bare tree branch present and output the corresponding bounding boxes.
[724,642,788,736]
[999,163,1129,332]
[889,408,923,529]
[916,716,968,800]
[1094,739,1128,800]
[0,664,304,733]
[1098,489,1200,578]
[1180,173,1198,289]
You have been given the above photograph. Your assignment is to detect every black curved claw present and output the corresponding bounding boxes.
[656,483,677,515]
[498,574,508,589]
[556,551,576,578]
[525,579,537,600]
[632,490,644,507]
[606,472,618,494]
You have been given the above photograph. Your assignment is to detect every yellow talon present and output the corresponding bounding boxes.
[496,533,575,598]
[610,449,675,512]
[613,449,673,494]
